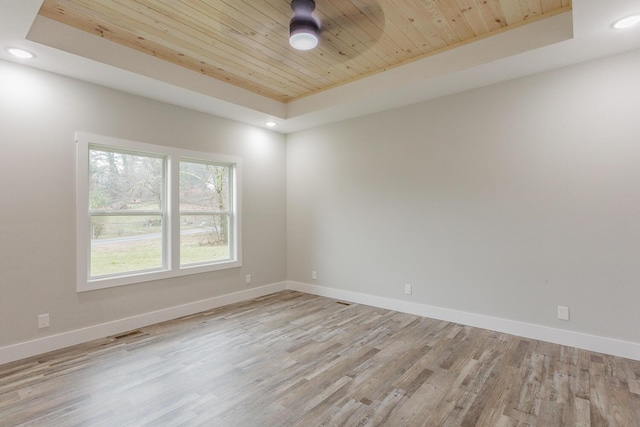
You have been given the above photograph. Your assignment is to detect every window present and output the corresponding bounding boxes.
[179,160,233,266]
[77,133,241,291]
[87,147,165,278]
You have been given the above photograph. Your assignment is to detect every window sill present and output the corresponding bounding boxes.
[77,259,242,292]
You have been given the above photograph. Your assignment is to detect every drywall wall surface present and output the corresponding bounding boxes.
[287,48,640,343]
[0,60,286,347]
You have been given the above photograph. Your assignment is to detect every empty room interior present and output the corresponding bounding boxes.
[2,0,640,425]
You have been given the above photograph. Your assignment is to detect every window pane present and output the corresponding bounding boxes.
[180,161,229,212]
[180,215,229,266]
[89,148,163,211]
[90,215,163,277]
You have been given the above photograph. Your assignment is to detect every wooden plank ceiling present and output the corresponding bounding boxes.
[38,0,571,103]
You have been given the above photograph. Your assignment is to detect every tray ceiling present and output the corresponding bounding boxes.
[37,0,571,103]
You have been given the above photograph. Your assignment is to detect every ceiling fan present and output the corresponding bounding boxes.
[289,0,320,50]
[288,0,385,55]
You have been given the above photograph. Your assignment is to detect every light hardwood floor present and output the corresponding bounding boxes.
[1,291,639,426]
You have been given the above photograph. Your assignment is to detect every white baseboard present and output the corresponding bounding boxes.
[0,282,287,366]
[4,280,639,365]
[287,281,640,361]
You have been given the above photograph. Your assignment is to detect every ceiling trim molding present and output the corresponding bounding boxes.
[3,1,640,133]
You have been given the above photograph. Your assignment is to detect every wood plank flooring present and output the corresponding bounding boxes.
[1,291,639,426]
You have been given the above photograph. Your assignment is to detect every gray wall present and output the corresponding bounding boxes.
[287,49,640,343]
[0,60,287,347]
[3,46,640,352]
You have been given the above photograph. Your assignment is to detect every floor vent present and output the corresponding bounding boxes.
[113,330,143,340]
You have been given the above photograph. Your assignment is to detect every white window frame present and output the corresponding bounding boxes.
[76,132,242,292]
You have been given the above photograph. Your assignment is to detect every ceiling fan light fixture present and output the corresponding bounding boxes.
[289,26,319,50]
[289,0,319,51]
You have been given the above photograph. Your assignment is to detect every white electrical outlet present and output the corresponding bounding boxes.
[312,271,317,280]
[557,306,570,321]
[38,314,50,329]
[404,284,412,295]
[245,274,251,285]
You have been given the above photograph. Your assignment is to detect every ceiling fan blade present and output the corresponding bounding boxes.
[315,0,385,60]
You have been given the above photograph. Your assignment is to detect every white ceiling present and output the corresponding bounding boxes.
[1,0,640,134]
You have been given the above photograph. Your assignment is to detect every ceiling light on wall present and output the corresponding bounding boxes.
[613,14,640,29]
[289,0,319,51]
[265,121,277,127]
[6,47,34,59]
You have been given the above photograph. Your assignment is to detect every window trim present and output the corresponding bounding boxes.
[76,132,242,292]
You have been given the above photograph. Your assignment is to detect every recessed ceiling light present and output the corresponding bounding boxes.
[6,48,35,59]
[265,121,277,127]
[613,15,640,29]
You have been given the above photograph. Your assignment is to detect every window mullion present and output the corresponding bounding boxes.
[180,211,231,216]
[89,211,163,216]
